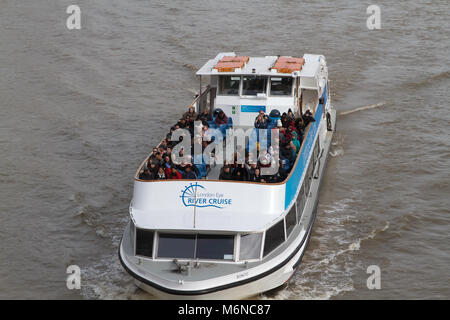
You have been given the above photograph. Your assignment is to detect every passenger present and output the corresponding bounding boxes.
[291,131,301,154]
[232,163,248,181]
[277,120,293,145]
[183,165,197,179]
[168,167,182,179]
[185,121,194,137]
[139,167,153,180]
[285,109,297,133]
[185,115,195,129]
[163,155,172,168]
[155,167,167,180]
[197,108,212,123]
[268,160,287,183]
[219,165,233,180]
[287,109,295,122]
[281,113,290,129]
[302,109,316,127]
[158,146,166,155]
[281,142,296,167]
[166,135,174,148]
[149,147,158,162]
[165,146,172,159]
[215,110,228,126]
[147,163,159,179]
[166,126,176,142]
[246,162,258,177]
[178,159,189,174]
[160,139,168,151]
[183,106,198,120]
[202,123,213,142]
[248,168,264,182]
[176,118,187,129]
[254,110,269,129]
[294,116,306,136]
[150,152,163,166]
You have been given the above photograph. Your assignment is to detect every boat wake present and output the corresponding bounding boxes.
[338,102,385,116]
[259,193,390,300]
[329,134,345,157]
[80,247,155,300]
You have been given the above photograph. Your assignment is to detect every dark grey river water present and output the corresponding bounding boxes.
[0,0,449,299]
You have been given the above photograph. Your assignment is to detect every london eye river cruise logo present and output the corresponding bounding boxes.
[180,183,232,209]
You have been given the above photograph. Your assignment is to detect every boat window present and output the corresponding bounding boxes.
[157,233,196,259]
[297,184,305,222]
[285,204,297,237]
[242,76,267,96]
[239,233,262,260]
[263,219,285,257]
[270,77,293,96]
[218,76,240,95]
[135,228,154,258]
[196,235,235,260]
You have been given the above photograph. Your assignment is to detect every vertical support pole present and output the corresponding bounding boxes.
[198,76,202,113]
[209,87,216,113]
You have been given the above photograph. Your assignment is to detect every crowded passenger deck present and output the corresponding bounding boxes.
[136,105,318,183]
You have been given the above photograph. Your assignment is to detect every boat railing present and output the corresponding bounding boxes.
[188,85,214,114]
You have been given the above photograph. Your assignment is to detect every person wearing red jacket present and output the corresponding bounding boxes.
[167,167,182,179]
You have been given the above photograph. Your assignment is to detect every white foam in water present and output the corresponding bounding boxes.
[81,252,153,300]
[329,148,344,157]
[338,102,386,116]
[329,133,345,157]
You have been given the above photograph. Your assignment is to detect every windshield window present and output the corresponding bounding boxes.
[270,77,293,96]
[242,76,267,95]
[196,235,234,260]
[155,233,235,260]
[157,233,196,258]
[218,76,240,95]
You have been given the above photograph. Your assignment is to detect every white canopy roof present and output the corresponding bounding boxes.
[196,52,322,77]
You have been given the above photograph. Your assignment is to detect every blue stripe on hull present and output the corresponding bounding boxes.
[284,103,323,209]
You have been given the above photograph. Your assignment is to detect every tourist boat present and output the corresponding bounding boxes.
[119,53,336,299]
